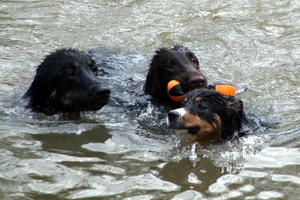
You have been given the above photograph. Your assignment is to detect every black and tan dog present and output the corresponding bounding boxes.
[167,89,244,142]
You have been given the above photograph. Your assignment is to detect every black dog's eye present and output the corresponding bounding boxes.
[86,59,98,74]
[191,57,199,65]
[87,59,95,67]
[64,61,80,77]
[65,66,76,77]
[90,65,98,73]
[166,60,177,70]
[188,53,199,69]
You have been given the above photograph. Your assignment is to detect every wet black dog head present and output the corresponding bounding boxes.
[24,49,110,114]
[144,45,207,106]
[168,89,244,142]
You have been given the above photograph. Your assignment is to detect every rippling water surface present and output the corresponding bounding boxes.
[0,0,299,199]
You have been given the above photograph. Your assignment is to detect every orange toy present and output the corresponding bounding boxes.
[167,80,187,103]
[209,81,236,97]
[167,80,237,103]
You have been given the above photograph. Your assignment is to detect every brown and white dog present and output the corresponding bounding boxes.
[167,89,245,143]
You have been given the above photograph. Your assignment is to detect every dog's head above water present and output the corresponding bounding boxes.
[167,89,244,143]
[24,48,110,115]
[144,45,207,106]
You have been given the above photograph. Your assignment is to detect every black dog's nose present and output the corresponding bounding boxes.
[91,85,111,97]
[168,110,181,122]
[95,88,110,96]
[189,76,207,88]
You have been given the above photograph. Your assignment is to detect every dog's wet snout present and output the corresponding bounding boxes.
[168,108,186,125]
[91,85,111,97]
[168,110,181,122]
[96,88,111,96]
[189,76,207,88]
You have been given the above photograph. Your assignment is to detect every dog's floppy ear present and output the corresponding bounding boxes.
[144,49,164,99]
[23,61,56,111]
[221,97,244,138]
[227,98,244,120]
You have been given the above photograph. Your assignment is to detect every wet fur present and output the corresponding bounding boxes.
[169,89,244,142]
[24,48,110,115]
[144,45,207,107]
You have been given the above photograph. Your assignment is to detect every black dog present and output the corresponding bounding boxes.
[167,89,244,142]
[144,45,207,106]
[24,49,110,115]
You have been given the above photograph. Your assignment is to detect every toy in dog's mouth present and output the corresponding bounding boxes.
[167,80,187,103]
[167,80,236,103]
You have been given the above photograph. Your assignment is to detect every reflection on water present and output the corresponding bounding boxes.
[0,0,300,199]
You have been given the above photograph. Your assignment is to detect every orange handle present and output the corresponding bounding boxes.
[214,84,236,96]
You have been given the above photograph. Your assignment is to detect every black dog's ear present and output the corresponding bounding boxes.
[144,49,165,99]
[227,98,244,120]
[23,61,56,110]
[221,97,244,139]
[144,63,161,98]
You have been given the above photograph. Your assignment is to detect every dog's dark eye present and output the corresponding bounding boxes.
[66,66,76,77]
[167,60,177,70]
[198,101,209,109]
[188,53,199,68]
[86,59,98,74]
[90,65,98,73]
[191,57,199,68]
[191,58,198,65]
[86,58,94,67]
